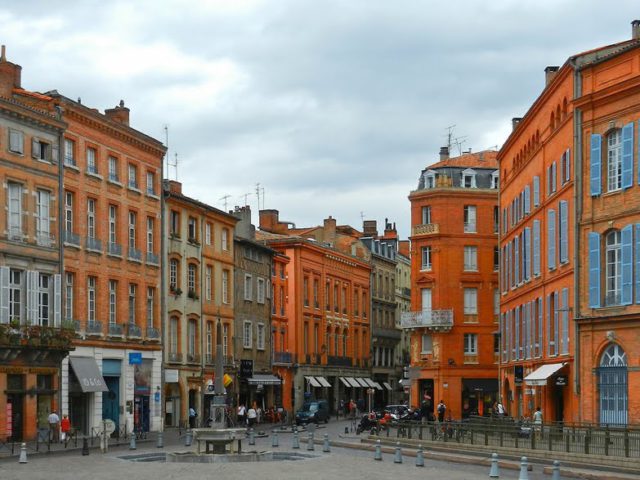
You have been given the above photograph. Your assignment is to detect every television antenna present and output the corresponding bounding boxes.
[168,152,179,181]
[219,195,231,210]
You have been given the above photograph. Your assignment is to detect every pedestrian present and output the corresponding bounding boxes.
[247,405,257,428]
[48,410,60,443]
[496,400,506,416]
[436,400,446,423]
[189,406,197,428]
[338,399,345,419]
[256,405,263,424]
[349,399,356,419]
[237,403,246,425]
[60,414,71,445]
[533,406,543,440]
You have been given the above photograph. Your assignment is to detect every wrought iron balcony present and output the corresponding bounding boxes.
[604,292,622,307]
[399,309,454,332]
[36,232,55,247]
[86,320,103,335]
[107,242,122,257]
[168,352,182,363]
[273,351,294,365]
[205,354,215,365]
[107,322,123,337]
[146,252,159,265]
[128,247,142,262]
[63,230,81,247]
[186,353,201,364]
[146,327,160,340]
[411,223,439,236]
[85,236,102,253]
[127,323,142,338]
[327,356,352,367]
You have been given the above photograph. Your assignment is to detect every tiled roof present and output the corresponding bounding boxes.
[426,150,498,170]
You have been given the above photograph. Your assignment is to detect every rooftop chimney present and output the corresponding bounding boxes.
[512,117,523,131]
[439,146,449,161]
[0,45,22,98]
[165,180,182,195]
[545,66,560,86]
[633,20,640,40]
[323,216,337,244]
[104,99,130,126]
[362,220,378,237]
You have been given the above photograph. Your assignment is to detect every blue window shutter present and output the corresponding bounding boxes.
[622,122,633,189]
[545,294,551,356]
[565,148,571,182]
[524,185,531,214]
[561,288,569,354]
[552,162,557,192]
[553,292,559,356]
[533,176,540,207]
[588,232,601,308]
[590,134,602,196]
[548,209,556,270]
[514,306,520,360]
[537,297,543,358]
[525,227,531,280]
[636,224,640,303]
[546,166,551,196]
[514,236,520,284]
[533,220,541,275]
[559,200,569,263]
[621,224,633,305]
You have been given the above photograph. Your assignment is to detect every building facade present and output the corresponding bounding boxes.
[403,149,499,419]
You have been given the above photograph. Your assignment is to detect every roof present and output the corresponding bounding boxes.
[426,150,498,170]
[165,190,239,223]
[571,38,640,69]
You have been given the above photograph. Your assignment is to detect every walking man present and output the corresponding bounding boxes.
[436,400,446,423]
[48,410,60,443]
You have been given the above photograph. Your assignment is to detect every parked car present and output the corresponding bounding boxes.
[384,404,410,420]
[295,400,329,425]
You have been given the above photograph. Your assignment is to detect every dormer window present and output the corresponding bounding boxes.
[491,171,499,189]
[461,169,477,188]
[424,170,436,189]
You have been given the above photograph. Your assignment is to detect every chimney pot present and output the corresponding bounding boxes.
[544,66,560,86]
[512,117,523,131]
[439,146,449,161]
[633,20,640,40]
[1,45,5,62]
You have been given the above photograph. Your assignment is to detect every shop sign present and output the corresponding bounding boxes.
[165,369,179,383]
[240,359,253,379]
[129,352,142,365]
[555,375,568,387]
[514,365,524,385]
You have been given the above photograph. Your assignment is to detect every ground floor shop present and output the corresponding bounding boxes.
[62,347,162,436]
[371,368,400,407]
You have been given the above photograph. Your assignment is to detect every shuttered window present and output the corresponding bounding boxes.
[621,225,633,305]
[548,209,556,270]
[560,288,569,355]
[533,176,540,207]
[622,123,633,189]
[588,232,601,308]
[533,220,541,276]
[590,134,602,196]
[559,200,569,264]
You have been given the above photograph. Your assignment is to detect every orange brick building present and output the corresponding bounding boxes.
[258,211,373,413]
[404,149,499,419]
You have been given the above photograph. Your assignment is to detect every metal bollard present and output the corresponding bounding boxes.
[292,431,300,449]
[130,433,137,450]
[323,434,330,453]
[272,432,279,448]
[307,433,315,451]
[394,442,403,464]
[518,456,529,480]
[374,439,382,461]
[157,431,164,448]
[18,442,27,464]
[248,428,255,446]
[489,452,500,478]
[416,445,424,467]
[185,429,192,447]
[344,426,349,435]
[551,460,561,480]
[82,437,90,456]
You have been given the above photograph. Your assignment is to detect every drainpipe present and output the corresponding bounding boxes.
[497,157,503,408]
[56,112,65,417]
[160,156,166,432]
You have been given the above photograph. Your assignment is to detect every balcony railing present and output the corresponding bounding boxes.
[86,320,103,335]
[205,354,215,365]
[127,323,142,338]
[146,252,159,265]
[399,309,454,331]
[63,230,81,247]
[604,292,622,307]
[464,223,477,233]
[186,353,201,364]
[412,223,439,236]
[107,242,122,257]
[146,327,160,340]
[128,247,142,262]
[168,352,182,363]
[273,351,294,365]
[85,236,102,253]
[108,323,123,337]
[8,227,24,242]
[327,356,352,367]
[36,232,55,247]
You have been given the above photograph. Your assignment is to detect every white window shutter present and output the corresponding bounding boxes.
[27,270,39,325]
[54,273,62,327]
[51,143,59,163]
[0,266,9,324]
[31,137,39,159]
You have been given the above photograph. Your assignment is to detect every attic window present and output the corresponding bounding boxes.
[461,169,477,188]
[424,170,436,189]
[491,171,499,189]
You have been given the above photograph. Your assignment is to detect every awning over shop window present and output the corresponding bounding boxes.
[248,374,282,385]
[305,376,322,388]
[383,382,393,391]
[524,363,566,386]
[355,378,370,388]
[363,378,377,388]
[339,377,351,387]
[315,376,332,388]
[345,377,361,388]
[372,382,384,391]
[69,357,108,393]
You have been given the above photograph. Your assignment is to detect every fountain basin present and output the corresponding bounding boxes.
[166,450,274,463]
[191,427,247,454]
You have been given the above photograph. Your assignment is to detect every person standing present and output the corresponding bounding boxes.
[60,414,71,444]
[237,403,246,425]
[48,411,60,443]
[247,405,257,428]
[533,406,543,439]
[436,400,446,423]
[188,406,197,428]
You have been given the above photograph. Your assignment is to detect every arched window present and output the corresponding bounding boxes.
[605,230,621,306]
[607,130,622,192]
[550,111,555,130]
[334,327,340,356]
[598,343,628,425]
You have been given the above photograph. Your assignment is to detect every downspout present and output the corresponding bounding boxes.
[570,58,583,422]
[160,161,166,432]
[497,156,503,407]
[56,112,65,417]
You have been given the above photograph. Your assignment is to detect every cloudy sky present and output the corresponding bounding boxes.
[2,0,638,237]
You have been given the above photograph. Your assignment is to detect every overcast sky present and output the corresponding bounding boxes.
[2,0,638,238]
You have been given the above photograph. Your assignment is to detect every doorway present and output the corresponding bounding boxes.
[102,377,120,433]
[134,395,150,432]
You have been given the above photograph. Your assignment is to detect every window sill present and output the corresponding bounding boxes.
[86,171,103,181]
[86,247,103,255]
[128,186,141,194]
[64,163,80,172]
[107,253,123,260]
[146,192,160,200]
[107,179,123,188]
[63,241,82,250]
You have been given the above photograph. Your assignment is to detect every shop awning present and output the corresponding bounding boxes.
[372,381,384,391]
[247,374,282,385]
[383,382,393,391]
[355,378,370,388]
[315,376,332,388]
[339,377,351,387]
[69,357,108,393]
[346,377,361,388]
[305,376,322,388]
[363,378,377,388]
[524,363,566,386]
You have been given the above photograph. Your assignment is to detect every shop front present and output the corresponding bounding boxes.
[101,359,121,433]
[133,359,153,433]
[68,356,108,436]
[461,378,498,418]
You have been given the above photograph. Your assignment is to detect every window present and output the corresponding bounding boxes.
[463,246,477,271]
[605,230,621,306]
[188,264,197,295]
[170,210,180,236]
[362,292,367,318]
[169,317,178,354]
[491,171,499,189]
[244,274,253,301]
[533,176,540,207]
[108,156,119,182]
[188,319,196,357]
[463,205,476,233]
[86,147,97,174]
[561,149,571,184]
[8,129,24,154]
[37,274,51,326]
[342,286,347,314]
[35,189,51,245]
[188,217,197,242]
[325,282,330,310]
[493,206,499,233]
[243,321,252,348]
[64,192,74,233]
[7,182,22,239]
[109,205,117,245]
[461,169,477,188]
[87,199,96,239]
[421,334,433,354]
[464,288,478,314]
[257,277,265,304]
[313,279,319,308]
[146,171,156,195]
[257,323,265,350]
[109,280,117,324]
[222,228,229,251]
[223,324,228,357]
[205,265,212,301]
[128,163,138,189]
[169,259,178,290]
[464,333,478,354]
[421,246,432,270]
[87,276,96,323]
[128,283,137,324]
[422,206,432,225]
[64,272,74,321]
[559,200,569,264]
[206,322,213,358]
[334,283,339,312]
[424,170,436,189]
[146,287,154,328]
[222,269,229,303]
[128,211,137,250]
[494,289,500,315]
[146,217,154,253]
[9,269,22,322]
[64,138,75,166]
[494,246,499,271]
[32,138,50,161]
[205,223,212,245]
[607,130,622,192]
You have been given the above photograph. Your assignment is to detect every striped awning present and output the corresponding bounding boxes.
[383,382,393,391]
[346,377,361,388]
[315,376,332,388]
[339,377,351,387]
[355,378,370,388]
[305,376,322,388]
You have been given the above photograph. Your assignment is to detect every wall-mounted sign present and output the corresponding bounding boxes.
[129,352,142,365]
[240,359,253,379]
[514,365,524,385]
[555,375,568,387]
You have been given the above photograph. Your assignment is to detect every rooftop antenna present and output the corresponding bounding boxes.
[168,152,179,181]
[163,124,169,179]
[360,211,365,222]
[242,192,252,206]
[445,125,456,152]
[219,195,231,210]
[255,182,261,211]
[453,136,468,156]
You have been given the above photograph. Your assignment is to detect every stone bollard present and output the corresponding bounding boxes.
[272,432,279,448]
[416,445,424,467]
[82,437,90,456]
[322,434,330,453]
[551,460,561,480]
[130,433,137,450]
[489,453,500,478]
[393,442,403,464]
[157,431,164,448]
[185,429,192,447]
[18,443,27,464]
[518,456,529,480]
[292,431,300,449]
[248,428,255,446]
[374,439,382,461]
[307,433,315,451]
